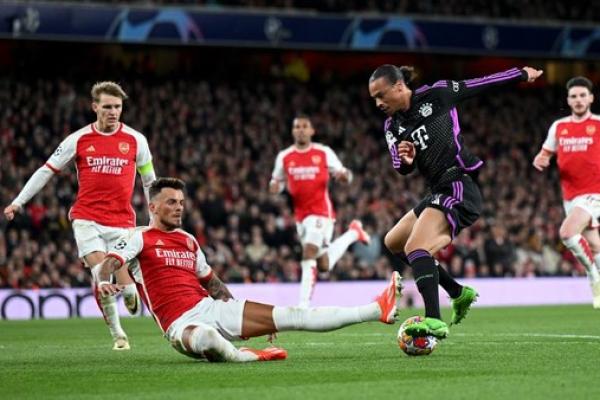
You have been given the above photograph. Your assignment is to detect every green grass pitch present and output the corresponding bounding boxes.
[2,305,600,400]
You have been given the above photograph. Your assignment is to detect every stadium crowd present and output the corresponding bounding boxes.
[63,0,600,23]
[0,73,590,289]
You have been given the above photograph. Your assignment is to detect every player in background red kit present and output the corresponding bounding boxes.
[533,76,600,308]
[95,178,402,363]
[269,115,371,308]
[3,82,156,349]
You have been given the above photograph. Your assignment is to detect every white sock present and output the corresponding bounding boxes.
[98,292,126,339]
[272,303,380,332]
[564,234,600,283]
[188,323,257,362]
[594,253,600,282]
[299,259,317,308]
[326,230,359,271]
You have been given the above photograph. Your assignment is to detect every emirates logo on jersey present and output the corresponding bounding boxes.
[155,248,196,270]
[312,155,321,165]
[86,156,129,175]
[587,125,596,135]
[119,142,130,154]
[186,238,194,251]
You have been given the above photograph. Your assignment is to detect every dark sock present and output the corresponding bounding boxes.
[401,252,463,299]
[435,260,463,299]
[407,249,440,319]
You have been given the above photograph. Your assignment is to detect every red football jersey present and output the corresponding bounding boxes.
[271,143,346,222]
[543,114,600,200]
[45,123,152,227]
[107,227,213,332]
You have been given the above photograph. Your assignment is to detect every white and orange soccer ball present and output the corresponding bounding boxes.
[397,316,438,356]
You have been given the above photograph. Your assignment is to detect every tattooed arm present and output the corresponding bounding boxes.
[201,273,234,301]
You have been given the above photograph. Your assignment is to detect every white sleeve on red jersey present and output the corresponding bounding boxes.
[11,166,54,207]
[122,124,153,167]
[542,120,559,153]
[106,228,145,267]
[195,246,213,280]
[271,151,286,183]
[45,131,80,172]
[135,134,153,167]
[12,127,88,207]
[322,145,346,174]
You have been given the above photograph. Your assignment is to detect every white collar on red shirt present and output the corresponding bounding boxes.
[92,122,122,136]
[571,111,593,123]
[293,143,314,153]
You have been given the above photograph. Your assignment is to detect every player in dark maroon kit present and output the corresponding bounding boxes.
[369,65,543,338]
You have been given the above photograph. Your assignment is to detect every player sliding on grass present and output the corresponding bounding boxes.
[533,76,600,308]
[96,178,402,362]
[368,65,543,339]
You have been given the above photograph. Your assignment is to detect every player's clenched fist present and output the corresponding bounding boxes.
[3,204,22,221]
[533,151,551,171]
[397,141,416,165]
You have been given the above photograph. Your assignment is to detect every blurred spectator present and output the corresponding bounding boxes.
[0,69,592,288]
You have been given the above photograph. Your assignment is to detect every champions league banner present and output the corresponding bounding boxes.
[0,278,592,320]
[1,1,600,58]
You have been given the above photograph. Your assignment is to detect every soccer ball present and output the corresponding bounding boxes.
[397,316,438,356]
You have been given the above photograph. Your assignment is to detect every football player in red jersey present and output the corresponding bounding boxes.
[534,76,600,308]
[270,115,371,308]
[96,177,402,362]
[4,82,156,349]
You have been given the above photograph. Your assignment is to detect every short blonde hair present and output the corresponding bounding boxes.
[91,81,128,102]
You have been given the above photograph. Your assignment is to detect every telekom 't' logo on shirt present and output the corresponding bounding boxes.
[155,248,196,270]
[86,156,129,174]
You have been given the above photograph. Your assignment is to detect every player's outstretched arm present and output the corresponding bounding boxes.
[202,273,234,301]
[439,67,544,106]
[3,165,56,220]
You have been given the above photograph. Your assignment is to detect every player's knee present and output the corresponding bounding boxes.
[559,225,577,242]
[316,257,328,272]
[302,245,319,260]
[403,236,421,255]
[384,231,402,253]
[183,324,227,361]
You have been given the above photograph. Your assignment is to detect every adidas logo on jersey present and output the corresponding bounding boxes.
[86,145,96,152]
[156,239,164,246]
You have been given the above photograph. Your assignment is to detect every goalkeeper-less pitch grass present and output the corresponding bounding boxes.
[2,305,599,400]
